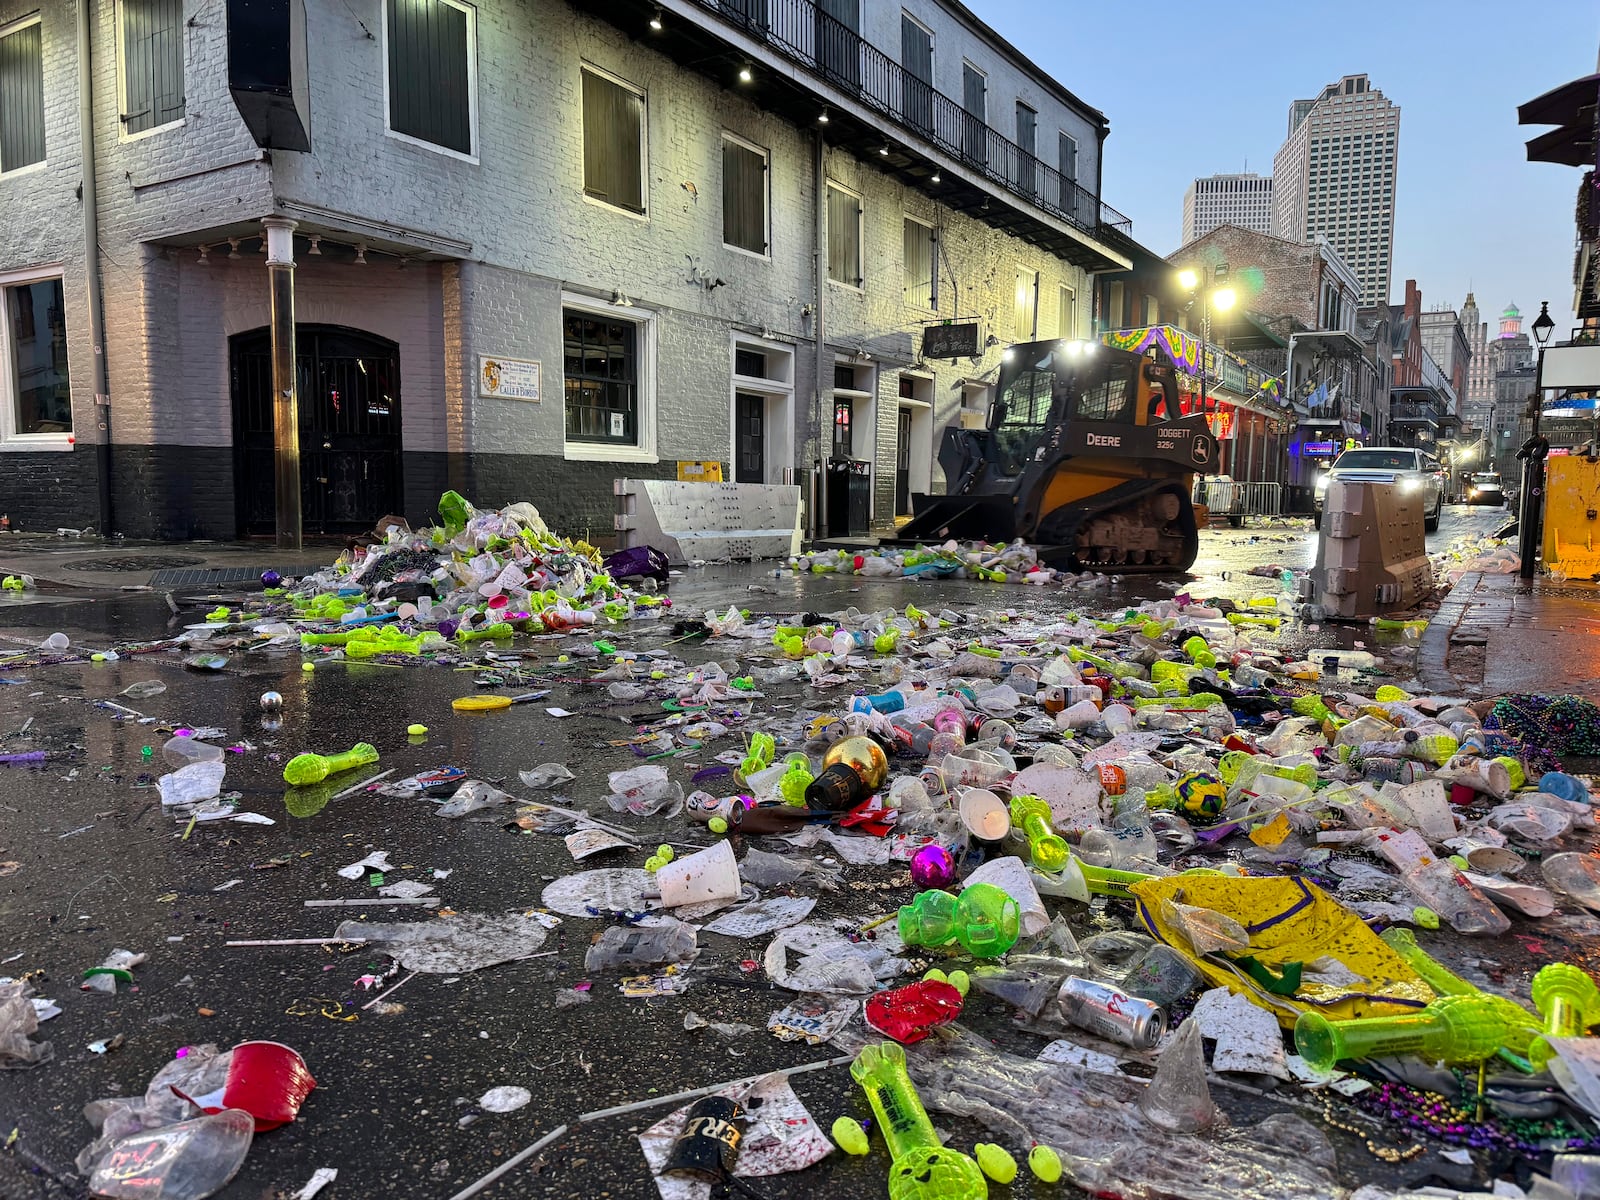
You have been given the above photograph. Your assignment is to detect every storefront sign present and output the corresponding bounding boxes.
[1301,440,1337,457]
[1207,407,1236,441]
[479,356,541,402]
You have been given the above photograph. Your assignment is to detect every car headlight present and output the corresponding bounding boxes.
[1314,474,1330,495]
[1398,477,1421,493]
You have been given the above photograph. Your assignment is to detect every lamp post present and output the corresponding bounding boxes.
[1178,264,1237,465]
[1517,300,1557,579]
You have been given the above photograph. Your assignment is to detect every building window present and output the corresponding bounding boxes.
[118,0,184,136]
[1015,101,1036,194]
[721,134,768,255]
[961,61,985,163]
[564,307,640,445]
[582,65,646,214]
[0,15,45,173]
[902,216,935,309]
[1,273,72,443]
[833,397,853,457]
[900,12,933,133]
[1058,285,1076,338]
[1058,132,1078,212]
[826,182,862,287]
[386,0,476,158]
[1013,267,1038,340]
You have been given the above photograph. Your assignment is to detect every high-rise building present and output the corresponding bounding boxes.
[1271,74,1400,307]
[1180,173,1274,244]
[1461,293,1493,426]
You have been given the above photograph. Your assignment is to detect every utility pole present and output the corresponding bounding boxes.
[262,217,301,551]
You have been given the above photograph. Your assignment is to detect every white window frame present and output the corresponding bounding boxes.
[381,0,480,165]
[114,0,186,143]
[559,292,658,464]
[720,131,770,260]
[826,180,864,291]
[0,14,46,178]
[0,264,74,451]
[902,214,936,311]
[580,62,648,221]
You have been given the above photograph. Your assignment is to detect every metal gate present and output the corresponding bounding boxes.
[231,326,403,537]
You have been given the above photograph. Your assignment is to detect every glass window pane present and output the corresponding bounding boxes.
[563,307,638,444]
[8,278,72,435]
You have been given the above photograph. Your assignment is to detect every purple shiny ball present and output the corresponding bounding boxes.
[910,844,956,890]
[261,570,282,588]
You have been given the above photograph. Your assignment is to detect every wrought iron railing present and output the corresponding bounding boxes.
[1390,398,1442,424]
[692,0,1132,239]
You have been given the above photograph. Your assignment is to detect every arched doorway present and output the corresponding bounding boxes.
[231,326,403,536]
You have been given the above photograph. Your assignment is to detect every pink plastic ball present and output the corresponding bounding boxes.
[910,844,957,890]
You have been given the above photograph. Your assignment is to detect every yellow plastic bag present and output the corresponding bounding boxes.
[1129,874,1435,1027]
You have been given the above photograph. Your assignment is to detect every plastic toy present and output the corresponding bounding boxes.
[1294,993,1520,1071]
[1008,794,1069,873]
[898,882,1020,959]
[1530,963,1600,1070]
[282,743,379,786]
[849,1043,987,1200]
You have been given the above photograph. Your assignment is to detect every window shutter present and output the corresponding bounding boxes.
[583,69,644,213]
[388,0,472,155]
[0,21,45,169]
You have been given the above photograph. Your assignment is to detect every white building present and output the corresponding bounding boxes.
[1271,74,1400,308]
[1180,173,1273,244]
[0,0,1133,539]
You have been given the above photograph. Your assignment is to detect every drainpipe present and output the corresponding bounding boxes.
[77,0,112,536]
[812,128,828,541]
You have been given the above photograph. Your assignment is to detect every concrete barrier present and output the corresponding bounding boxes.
[1301,479,1431,619]
[613,479,801,565]
[1542,452,1600,577]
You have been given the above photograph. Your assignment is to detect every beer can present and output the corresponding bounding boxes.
[663,1096,744,1181]
[1056,976,1166,1049]
[1362,755,1421,785]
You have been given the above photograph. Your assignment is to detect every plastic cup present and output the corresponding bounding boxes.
[656,840,741,907]
[958,788,1011,846]
[222,1041,318,1131]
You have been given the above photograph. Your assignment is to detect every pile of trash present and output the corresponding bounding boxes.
[15,490,1600,1200]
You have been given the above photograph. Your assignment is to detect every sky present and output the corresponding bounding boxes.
[973,0,1597,332]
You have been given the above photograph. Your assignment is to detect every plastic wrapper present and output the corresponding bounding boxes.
[334,911,553,973]
[586,920,699,972]
[908,1027,1340,1200]
[87,1108,255,1200]
[0,980,52,1069]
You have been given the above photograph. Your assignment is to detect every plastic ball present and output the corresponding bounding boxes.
[923,968,948,985]
[975,1143,1018,1184]
[831,1117,869,1156]
[260,691,283,711]
[708,817,729,835]
[910,844,957,890]
[644,855,665,873]
[946,969,970,997]
[407,724,428,737]
[301,662,315,672]
[656,844,674,863]
[261,570,281,588]
[1174,770,1226,825]
[1413,906,1440,930]
[1028,1145,1063,1183]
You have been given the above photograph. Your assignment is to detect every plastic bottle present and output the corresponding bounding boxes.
[282,742,380,786]
[1294,994,1519,1071]
[849,1043,986,1200]
[1310,648,1377,670]
[1102,704,1135,737]
[162,735,226,769]
[852,691,906,715]
[1399,859,1511,937]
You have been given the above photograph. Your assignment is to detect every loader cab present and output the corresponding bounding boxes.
[989,340,1142,474]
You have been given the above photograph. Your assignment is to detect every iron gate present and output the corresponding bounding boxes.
[231,326,403,537]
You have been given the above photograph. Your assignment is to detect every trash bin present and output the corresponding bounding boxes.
[827,459,871,537]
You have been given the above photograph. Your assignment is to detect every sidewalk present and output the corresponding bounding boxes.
[0,534,329,592]
[1418,570,1600,698]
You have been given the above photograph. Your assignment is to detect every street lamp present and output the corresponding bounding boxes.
[1178,263,1233,416]
[1518,300,1557,578]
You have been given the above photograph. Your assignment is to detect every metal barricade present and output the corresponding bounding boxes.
[1193,477,1284,527]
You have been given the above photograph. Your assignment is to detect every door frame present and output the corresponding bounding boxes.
[729,334,794,484]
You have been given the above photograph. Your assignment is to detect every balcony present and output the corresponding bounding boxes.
[602,0,1132,270]
[1389,390,1442,429]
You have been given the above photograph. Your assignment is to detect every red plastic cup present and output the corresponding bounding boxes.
[221,1041,316,1131]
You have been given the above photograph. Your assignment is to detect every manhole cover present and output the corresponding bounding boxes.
[64,555,203,573]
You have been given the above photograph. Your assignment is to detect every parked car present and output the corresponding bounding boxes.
[1465,472,1506,506]
[1313,446,1446,532]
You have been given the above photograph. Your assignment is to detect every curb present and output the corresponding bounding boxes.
[1416,571,1481,695]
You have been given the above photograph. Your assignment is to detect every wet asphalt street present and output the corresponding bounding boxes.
[0,508,1537,1200]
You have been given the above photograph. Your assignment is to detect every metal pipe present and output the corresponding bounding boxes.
[812,128,828,541]
[76,0,111,536]
[263,217,301,550]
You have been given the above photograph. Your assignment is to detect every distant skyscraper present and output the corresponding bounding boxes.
[1181,173,1274,244]
[1272,74,1400,307]
[1461,292,1493,426]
